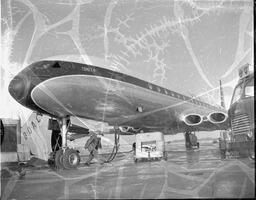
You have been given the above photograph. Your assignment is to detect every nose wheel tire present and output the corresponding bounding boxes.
[54,148,80,169]
[55,149,64,169]
[62,148,81,169]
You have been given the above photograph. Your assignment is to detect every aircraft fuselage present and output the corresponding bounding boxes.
[9,60,227,134]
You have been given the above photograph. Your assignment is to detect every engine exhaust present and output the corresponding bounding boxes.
[207,112,228,124]
[183,114,203,126]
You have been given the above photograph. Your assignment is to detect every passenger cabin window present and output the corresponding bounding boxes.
[244,78,254,97]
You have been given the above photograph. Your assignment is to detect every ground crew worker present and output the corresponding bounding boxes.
[189,133,197,146]
[132,142,136,155]
[0,119,4,145]
[84,131,103,166]
[185,132,191,149]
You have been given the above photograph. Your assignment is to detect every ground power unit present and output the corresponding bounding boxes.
[134,132,167,162]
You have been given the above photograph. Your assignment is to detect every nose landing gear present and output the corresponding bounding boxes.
[53,117,81,169]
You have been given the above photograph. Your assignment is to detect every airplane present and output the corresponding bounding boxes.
[8,60,229,169]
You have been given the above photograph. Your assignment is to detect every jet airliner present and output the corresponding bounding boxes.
[9,60,228,169]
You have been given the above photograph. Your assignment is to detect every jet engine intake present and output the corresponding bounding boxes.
[119,126,132,132]
[207,112,227,124]
[131,127,141,132]
[183,114,203,126]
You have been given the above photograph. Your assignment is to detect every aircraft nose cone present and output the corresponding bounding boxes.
[8,75,27,101]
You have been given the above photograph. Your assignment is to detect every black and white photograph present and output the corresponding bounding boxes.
[0,0,254,199]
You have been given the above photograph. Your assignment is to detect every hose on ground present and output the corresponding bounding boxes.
[103,128,121,163]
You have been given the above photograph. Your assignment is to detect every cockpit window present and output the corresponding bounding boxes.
[244,78,254,97]
[231,83,243,104]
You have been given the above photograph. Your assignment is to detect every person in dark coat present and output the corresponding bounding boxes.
[0,119,4,145]
[84,131,103,166]
[132,142,136,151]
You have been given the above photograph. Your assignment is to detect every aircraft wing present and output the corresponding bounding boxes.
[9,60,229,135]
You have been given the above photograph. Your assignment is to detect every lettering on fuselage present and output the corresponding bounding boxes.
[144,80,213,109]
[81,66,96,73]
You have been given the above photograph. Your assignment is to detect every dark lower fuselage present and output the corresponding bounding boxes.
[9,60,227,134]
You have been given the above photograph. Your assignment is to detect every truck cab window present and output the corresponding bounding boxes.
[231,84,243,104]
[244,78,254,97]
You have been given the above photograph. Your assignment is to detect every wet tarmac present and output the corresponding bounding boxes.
[1,142,255,199]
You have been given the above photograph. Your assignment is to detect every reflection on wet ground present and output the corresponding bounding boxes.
[1,142,255,199]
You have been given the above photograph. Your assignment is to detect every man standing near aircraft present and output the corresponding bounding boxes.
[0,119,4,145]
[84,131,103,166]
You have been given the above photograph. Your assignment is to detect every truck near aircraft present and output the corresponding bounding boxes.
[219,63,254,159]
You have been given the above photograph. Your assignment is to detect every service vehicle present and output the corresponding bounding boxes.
[219,63,254,159]
[134,132,167,162]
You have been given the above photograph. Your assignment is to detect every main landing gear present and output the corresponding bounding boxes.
[53,117,80,170]
[185,131,199,150]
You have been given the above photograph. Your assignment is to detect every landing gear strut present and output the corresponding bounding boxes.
[54,117,80,169]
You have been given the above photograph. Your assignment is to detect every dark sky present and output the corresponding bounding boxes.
[1,0,253,118]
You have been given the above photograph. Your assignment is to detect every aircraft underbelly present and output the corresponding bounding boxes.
[31,75,211,128]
